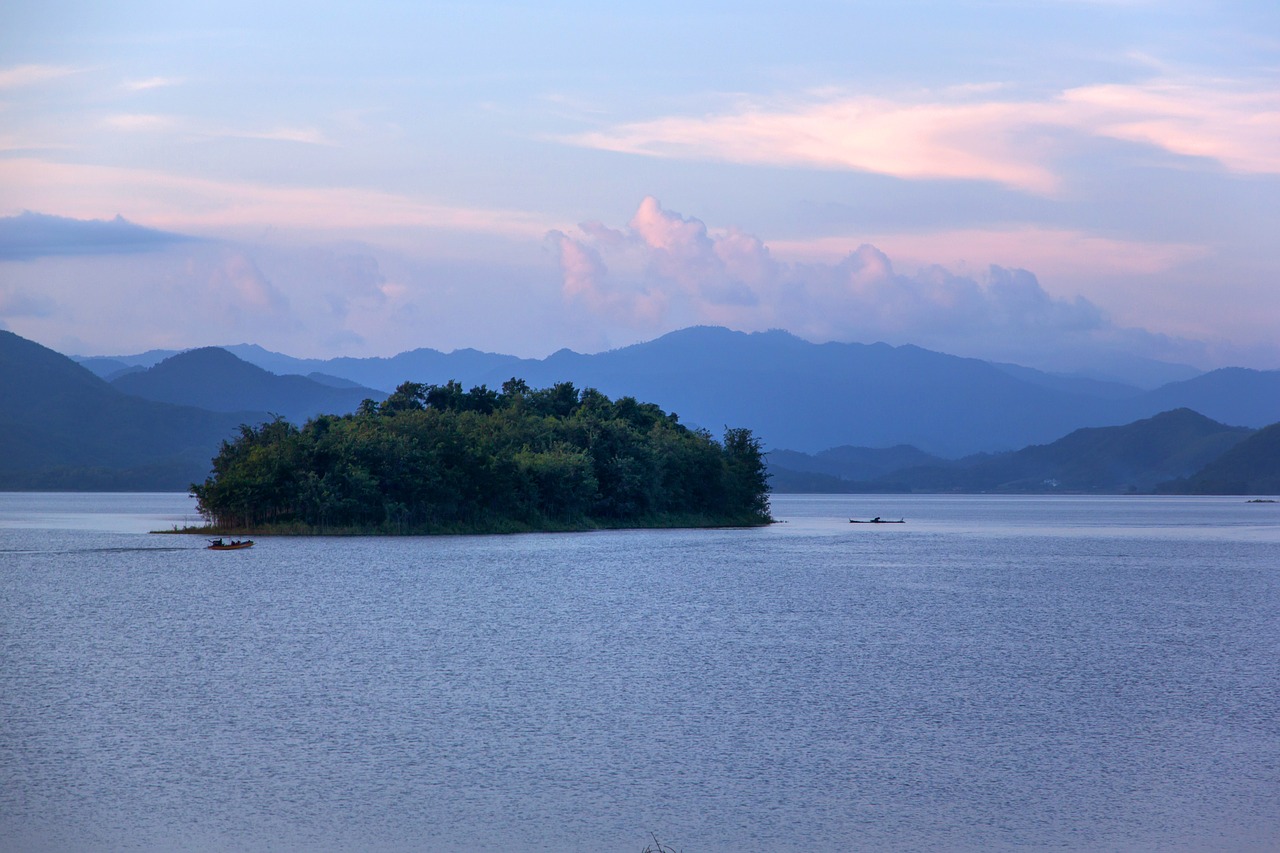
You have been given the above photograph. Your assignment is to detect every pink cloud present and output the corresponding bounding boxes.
[572,96,1060,193]
[550,197,1221,370]
[0,158,559,239]
[122,77,184,92]
[770,226,1211,282]
[565,73,1280,193]
[1061,80,1280,174]
[0,64,80,89]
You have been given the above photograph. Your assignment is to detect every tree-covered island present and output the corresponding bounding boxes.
[190,379,772,534]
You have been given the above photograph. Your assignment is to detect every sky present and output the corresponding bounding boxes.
[1,0,1278,380]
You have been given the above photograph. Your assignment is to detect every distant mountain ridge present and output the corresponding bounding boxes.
[1158,421,1280,495]
[768,445,945,483]
[111,347,386,424]
[9,329,1277,493]
[770,409,1255,494]
[0,332,246,489]
[74,327,1280,456]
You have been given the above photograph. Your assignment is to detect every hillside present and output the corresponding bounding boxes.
[0,332,246,489]
[1158,421,1280,495]
[221,343,524,393]
[768,409,1253,493]
[111,347,385,423]
[1127,368,1280,429]
[886,409,1252,493]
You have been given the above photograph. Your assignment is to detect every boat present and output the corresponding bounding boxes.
[207,538,254,550]
[849,517,905,524]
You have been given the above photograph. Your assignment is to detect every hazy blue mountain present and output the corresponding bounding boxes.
[305,372,369,389]
[1158,420,1280,495]
[0,332,246,489]
[75,351,179,378]
[989,362,1144,399]
[1057,354,1203,390]
[111,347,386,424]
[105,365,147,381]
[219,343,527,392]
[504,329,1276,453]
[73,326,1280,457]
[766,466,906,494]
[73,356,134,379]
[72,358,151,383]
[883,409,1251,493]
[768,445,945,484]
[481,328,1136,455]
[12,325,1272,495]
[1128,368,1280,429]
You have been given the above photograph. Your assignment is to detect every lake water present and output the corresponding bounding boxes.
[1,493,1277,852]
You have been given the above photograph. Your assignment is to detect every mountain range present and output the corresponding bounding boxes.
[1157,421,1280,495]
[110,347,386,425]
[76,327,1280,457]
[768,409,1256,494]
[3,327,1274,492]
[0,331,245,489]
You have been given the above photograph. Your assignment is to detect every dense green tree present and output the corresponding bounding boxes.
[191,380,772,533]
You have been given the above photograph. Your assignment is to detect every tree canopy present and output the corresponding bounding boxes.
[191,379,772,533]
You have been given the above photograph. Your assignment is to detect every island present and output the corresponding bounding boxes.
[189,379,773,535]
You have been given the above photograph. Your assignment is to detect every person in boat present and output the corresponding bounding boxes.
[211,538,224,546]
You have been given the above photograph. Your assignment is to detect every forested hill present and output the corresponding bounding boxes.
[0,331,246,489]
[112,346,385,424]
[192,380,773,534]
[1158,420,1280,494]
[768,408,1255,494]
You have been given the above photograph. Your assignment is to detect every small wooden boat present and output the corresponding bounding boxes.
[208,538,254,550]
[849,517,905,524]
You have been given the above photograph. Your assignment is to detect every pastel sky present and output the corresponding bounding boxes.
[2,0,1278,378]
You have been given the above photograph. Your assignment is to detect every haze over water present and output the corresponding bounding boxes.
[2,493,1278,852]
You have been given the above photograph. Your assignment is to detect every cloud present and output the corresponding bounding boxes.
[1061,80,1280,175]
[0,211,197,260]
[570,95,1060,193]
[102,114,176,132]
[0,286,55,318]
[95,115,335,146]
[0,64,79,89]
[123,77,184,92]
[0,244,293,353]
[203,252,291,321]
[227,127,336,146]
[550,198,768,330]
[0,158,558,239]
[551,197,1213,371]
[0,235,572,361]
[565,73,1280,193]
[770,226,1211,281]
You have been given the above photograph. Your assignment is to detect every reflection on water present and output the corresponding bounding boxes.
[1,493,1277,852]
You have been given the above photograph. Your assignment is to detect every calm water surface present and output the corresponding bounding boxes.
[1,493,1277,852]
